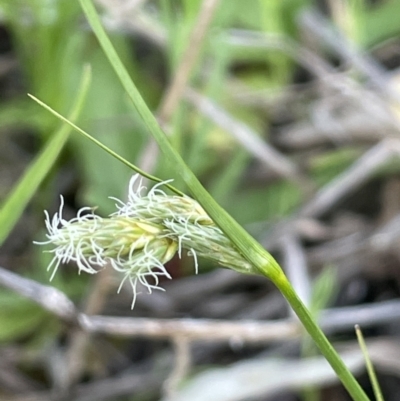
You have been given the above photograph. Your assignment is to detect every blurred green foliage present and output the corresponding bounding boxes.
[1,0,400,364]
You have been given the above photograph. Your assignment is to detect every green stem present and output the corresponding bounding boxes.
[355,325,384,401]
[262,259,370,401]
[71,3,370,399]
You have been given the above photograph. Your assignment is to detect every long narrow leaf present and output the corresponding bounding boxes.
[27,95,184,197]
[355,325,384,401]
[0,66,91,245]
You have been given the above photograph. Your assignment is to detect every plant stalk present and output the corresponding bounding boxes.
[75,2,372,399]
[262,258,370,401]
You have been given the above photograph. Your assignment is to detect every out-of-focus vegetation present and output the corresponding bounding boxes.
[1,0,400,400]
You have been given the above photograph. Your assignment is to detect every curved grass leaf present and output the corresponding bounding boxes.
[27,94,184,197]
[0,66,92,245]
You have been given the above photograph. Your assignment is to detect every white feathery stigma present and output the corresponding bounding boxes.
[36,174,252,308]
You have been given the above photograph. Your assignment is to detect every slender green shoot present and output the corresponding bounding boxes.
[28,94,184,197]
[0,65,91,245]
[355,325,384,401]
[270,267,370,401]
[301,267,338,401]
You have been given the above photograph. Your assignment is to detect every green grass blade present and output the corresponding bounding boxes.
[355,325,384,401]
[27,94,184,197]
[0,66,91,245]
[79,0,278,277]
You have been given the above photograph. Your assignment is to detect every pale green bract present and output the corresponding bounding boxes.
[36,175,252,307]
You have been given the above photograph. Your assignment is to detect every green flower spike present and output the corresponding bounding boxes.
[37,175,252,307]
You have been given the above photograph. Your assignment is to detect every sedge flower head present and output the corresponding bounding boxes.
[37,175,252,307]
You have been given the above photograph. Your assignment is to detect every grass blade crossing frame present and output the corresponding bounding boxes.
[0,66,91,245]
